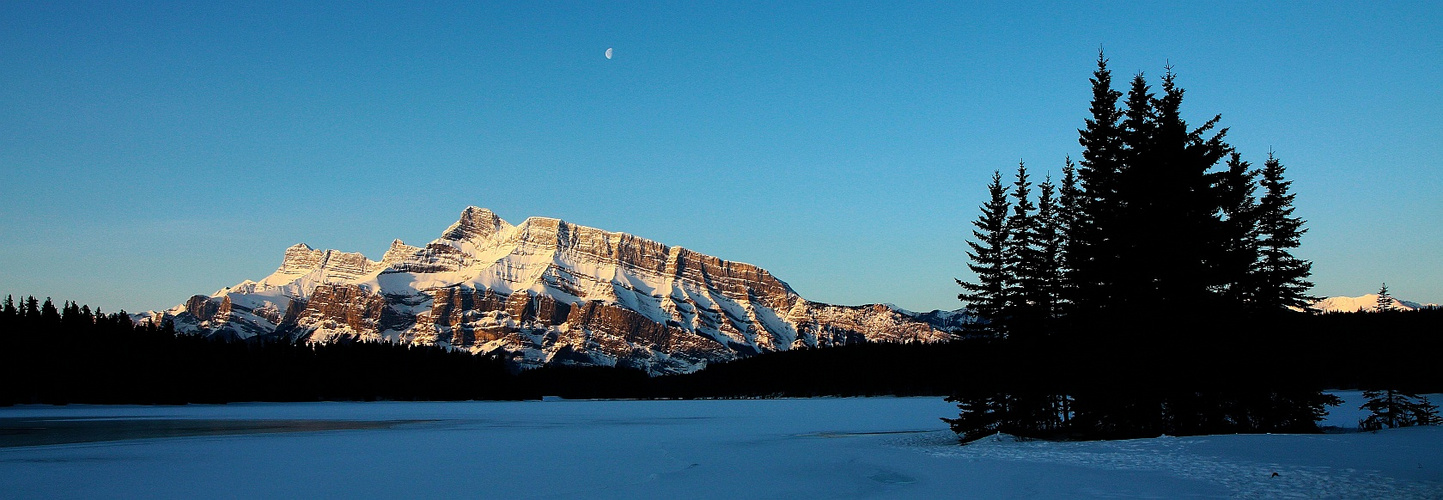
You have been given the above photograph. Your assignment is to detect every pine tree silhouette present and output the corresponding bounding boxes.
[1216,152,1260,308]
[1005,162,1042,322]
[1375,283,1395,312]
[1360,389,1441,430]
[959,171,1013,330]
[40,298,59,325]
[1253,152,1315,312]
[1069,51,1125,313]
[1035,175,1064,321]
[23,296,40,320]
[1057,157,1082,315]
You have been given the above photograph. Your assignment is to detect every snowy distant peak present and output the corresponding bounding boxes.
[1310,294,1440,313]
[381,239,421,264]
[442,206,510,244]
[268,244,379,280]
[278,243,321,274]
[212,280,259,297]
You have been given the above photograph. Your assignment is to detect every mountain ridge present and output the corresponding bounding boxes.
[1308,294,1440,313]
[137,207,966,374]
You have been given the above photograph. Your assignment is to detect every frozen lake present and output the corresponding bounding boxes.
[1,394,1440,498]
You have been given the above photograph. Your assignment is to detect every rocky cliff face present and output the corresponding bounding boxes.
[143,207,969,374]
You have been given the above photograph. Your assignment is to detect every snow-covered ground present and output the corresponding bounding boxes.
[1,393,1439,499]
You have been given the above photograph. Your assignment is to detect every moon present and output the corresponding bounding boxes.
[605,48,613,59]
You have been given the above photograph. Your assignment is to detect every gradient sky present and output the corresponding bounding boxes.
[2,2,1440,314]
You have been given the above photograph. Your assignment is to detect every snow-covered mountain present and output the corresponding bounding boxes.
[138,207,967,374]
[1308,294,1440,313]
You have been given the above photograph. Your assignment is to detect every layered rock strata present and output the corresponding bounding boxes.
[143,207,968,374]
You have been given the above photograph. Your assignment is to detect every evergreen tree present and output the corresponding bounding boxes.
[1160,67,1232,308]
[959,171,1013,326]
[1360,389,1441,430]
[1035,175,1064,320]
[1116,67,1232,310]
[1070,51,1125,312]
[1075,65,1235,314]
[0,296,11,334]
[1006,162,1042,318]
[1056,157,1082,314]
[1215,153,1260,307]
[1,295,14,330]
[117,310,134,331]
[23,296,40,320]
[61,301,82,329]
[943,393,1010,443]
[965,54,1316,322]
[1375,283,1395,312]
[40,298,59,324]
[1107,72,1158,311]
[1253,152,1315,311]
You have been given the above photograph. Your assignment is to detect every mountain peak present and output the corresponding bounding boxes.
[278,243,324,273]
[381,239,421,265]
[442,206,509,243]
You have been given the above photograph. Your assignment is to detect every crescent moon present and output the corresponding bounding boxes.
[605,48,613,59]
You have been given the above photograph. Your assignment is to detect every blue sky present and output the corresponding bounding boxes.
[1,1,1440,313]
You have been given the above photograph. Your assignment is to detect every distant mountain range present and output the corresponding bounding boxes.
[136,207,965,374]
[1307,294,1440,313]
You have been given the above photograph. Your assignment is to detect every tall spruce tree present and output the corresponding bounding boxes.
[1159,67,1232,308]
[1057,157,1082,314]
[39,298,59,324]
[1215,152,1261,307]
[959,171,1013,326]
[1253,152,1314,311]
[1070,51,1125,312]
[23,296,40,320]
[1110,72,1158,311]
[1035,175,1064,320]
[1006,162,1043,319]
[1375,283,1395,312]
[1102,66,1234,312]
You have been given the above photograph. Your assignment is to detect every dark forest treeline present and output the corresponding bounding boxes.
[4,294,1441,406]
[0,296,515,404]
[648,309,1443,400]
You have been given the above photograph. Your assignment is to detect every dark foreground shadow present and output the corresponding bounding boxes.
[0,417,428,448]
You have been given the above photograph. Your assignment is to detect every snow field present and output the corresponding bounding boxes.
[0,395,1438,499]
